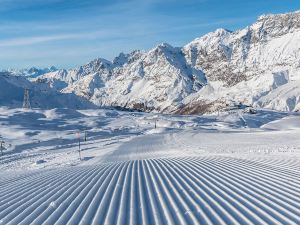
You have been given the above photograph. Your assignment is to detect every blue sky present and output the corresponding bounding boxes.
[1,0,300,69]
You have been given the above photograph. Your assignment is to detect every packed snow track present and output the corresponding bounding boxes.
[0,156,299,225]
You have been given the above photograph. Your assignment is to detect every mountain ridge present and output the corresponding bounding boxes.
[4,10,300,113]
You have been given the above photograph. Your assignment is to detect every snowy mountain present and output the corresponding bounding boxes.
[13,11,300,113]
[38,45,207,112]
[3,66,58,78]
[180,11,300,113]
[0,72,95,109]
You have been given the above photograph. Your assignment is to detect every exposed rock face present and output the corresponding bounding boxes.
[37,11,300,113]
[41,43,206,113]
[183,11,300,87]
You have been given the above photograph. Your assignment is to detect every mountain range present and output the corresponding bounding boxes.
[2,67,58,78]
[2,10,300,114]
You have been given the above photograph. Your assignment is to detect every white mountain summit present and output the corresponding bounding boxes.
[27,11,300,113]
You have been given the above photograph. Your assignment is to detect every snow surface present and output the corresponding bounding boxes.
[0,107,299,224]
[1,10,300,225]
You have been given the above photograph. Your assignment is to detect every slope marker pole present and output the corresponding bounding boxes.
[0,141,4,156]
[76,132,82,161]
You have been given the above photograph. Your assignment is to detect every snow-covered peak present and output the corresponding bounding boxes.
[2,66,58,78]
[37,69,68,82]
[8,10,300,114]
[113,52,129,66]
[112,50,144,66]
[155,42,174,49]
[251,10,300,39]
[84,57,112,69]
[186,28,232,48]
[148,43,178,58]
[74,58,112,77]
[257,10,300,22]
[39,58,113,90]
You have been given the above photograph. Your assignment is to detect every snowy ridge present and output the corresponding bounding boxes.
[181,10,300,113]
[2,66,57,78]
[57,43,206,113]
[34,10,300,113]
[5,10,300,113]
[0,72,95,109]
[0,156,299,225]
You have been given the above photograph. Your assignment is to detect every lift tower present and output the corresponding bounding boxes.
[23,88,31,109]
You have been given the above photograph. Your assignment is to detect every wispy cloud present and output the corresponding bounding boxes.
[0,15,247,48]
[1,0,300,69]
[0,34,79,47]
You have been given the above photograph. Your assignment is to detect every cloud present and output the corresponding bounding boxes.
[0,0,59,11]
[0,0,127,13]
[0,19,223,48]
[0,34,80,47]
[0,0,267,69]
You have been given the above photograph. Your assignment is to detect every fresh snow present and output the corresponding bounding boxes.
[1,9,300,225]
[0,107,299,224]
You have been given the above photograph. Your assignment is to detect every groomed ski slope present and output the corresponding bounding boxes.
[0,156,300,225]
[1,108,300,225]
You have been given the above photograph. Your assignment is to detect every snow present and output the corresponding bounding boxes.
[2,11,300,114]
[1,107,296,170]
[0,107,299,224]
[1,9,300,225]
[0,72,95,109]
[1,66,57,78]
[28,10,300,114]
